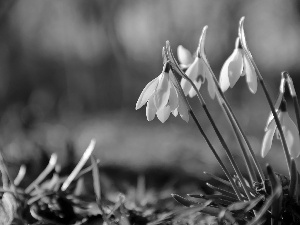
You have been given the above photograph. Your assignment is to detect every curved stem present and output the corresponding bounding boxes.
[221,92,265,182]
[169,58,251,200]
[204,57,265,184]
[259,78,291,174]
[165,56,243,200]
[242,48,291,176]
[188,109,243,201]
[204,61,260,185]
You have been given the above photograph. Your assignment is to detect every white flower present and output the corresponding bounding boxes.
[180,26,216,99]
[219,37,257,93]
[261,101,300,159]
[177,45,194,69]
[136,63,189,123]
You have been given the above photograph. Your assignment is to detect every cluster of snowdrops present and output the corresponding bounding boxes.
[135,17,300,224]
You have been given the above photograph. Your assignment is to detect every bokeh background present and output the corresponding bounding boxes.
[0,0,300,182]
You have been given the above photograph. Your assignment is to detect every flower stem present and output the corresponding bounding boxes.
[209,64,265,183]
[244,52,291,176]
[239,19,291,176]
[190,78,251,200]
[188,109,243,201]
[168,59,251,200]
[164,48,244,200]
[220,91,265,182]
[204,60,261,185]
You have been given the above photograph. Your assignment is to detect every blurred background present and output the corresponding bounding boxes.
[0,0,299,183]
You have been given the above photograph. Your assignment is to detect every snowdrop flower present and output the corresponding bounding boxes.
[180,26,216,99]
[177,45,194,69]
[219,37,257,93]
[136,62,189,123]
[261,100,300,159]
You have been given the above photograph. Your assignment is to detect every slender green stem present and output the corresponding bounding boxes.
[238,23,292,175]
[260,76,292,174]
[246,54,291,176]
[169,59,251,200]
[221,93,265,182]
[164,54,244,200]
[204,60,259,185]
[202,104,252,200]
[167,45,253,199]
[188,109,243,201]
[220,101,256,184]
[210,67,265,183]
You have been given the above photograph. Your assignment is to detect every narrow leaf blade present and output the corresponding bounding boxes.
[91,155,101,202]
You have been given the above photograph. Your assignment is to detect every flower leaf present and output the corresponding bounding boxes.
[171,194,198,207]
[266,164,283,225]
[91,155,101,203]
[226,195,263,212]
[247,183,282,225]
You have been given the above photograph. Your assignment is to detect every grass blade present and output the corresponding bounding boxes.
[227,195,264,212]
[205,183,239,200]
[91,155,101,202]
[247,184,282,225]
[25,154,57,193]
[171,194,199,207]
[189,194,236,204]
[204,171,231,186]
[266,164,282,225]
[61,139,96,191]
[14,165,26,186]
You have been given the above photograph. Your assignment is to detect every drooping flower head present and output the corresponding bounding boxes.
[219,36,257,93]
[261,99,300,159]
[136,60,189,123]
[180,26,216,99]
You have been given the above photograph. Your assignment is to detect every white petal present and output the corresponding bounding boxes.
[154,72,170,111]
[177,45,193,66]
[188,80,201,98]
[146,96,156,121]
[282,112,300,158]
[168,83,179,111]
[219,55,231,92]
[177,95,189,122]
[156,105,171,123]
[243,55,257,94]
[228,49,243,88]
[181,58,200,96]
[261,120,276,158]
[136,77,159,110]
[204,64,216,99]
[172,108,178,117]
